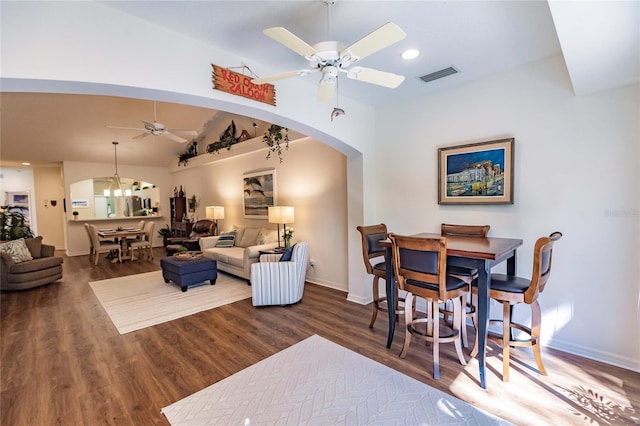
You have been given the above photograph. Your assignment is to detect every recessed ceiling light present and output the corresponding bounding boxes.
[21,162,31,166]
[401,49,420,60]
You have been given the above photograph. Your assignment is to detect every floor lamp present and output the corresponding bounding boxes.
[268,206,294,249]
[205,206,225,236]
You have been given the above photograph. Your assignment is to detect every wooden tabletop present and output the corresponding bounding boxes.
[381,233,523,260]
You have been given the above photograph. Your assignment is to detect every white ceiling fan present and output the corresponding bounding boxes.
[107,100,198,143]
[252,0,406,102]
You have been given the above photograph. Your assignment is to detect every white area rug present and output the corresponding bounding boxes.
[161,335,511,425]
[89,270,250,334]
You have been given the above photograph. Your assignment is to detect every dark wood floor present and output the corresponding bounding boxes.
[2,249,639,425]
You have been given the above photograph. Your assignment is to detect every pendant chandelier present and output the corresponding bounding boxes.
[103,141,131,197]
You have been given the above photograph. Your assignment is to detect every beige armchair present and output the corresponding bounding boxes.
[250,242,309,306]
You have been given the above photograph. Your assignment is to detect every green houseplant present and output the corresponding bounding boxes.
[263,124,289,163]
[158,224,172,246]
[0,205,34,241]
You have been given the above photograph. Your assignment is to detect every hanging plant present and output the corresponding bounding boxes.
[207,120,238,155]
[263,124,289,163]
[178,140,198,166]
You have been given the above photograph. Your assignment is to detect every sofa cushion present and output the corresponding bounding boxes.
[215,231,236,248]
[0,238,33,263]
[238,227,260,248]
[257,228,278,245]
[230,225,245,246]
[24,236,43,259]
[9,255,63,274]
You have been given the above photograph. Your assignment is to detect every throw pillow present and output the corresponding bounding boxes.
[24,236,43,259]
[279,245,295,262]
[238,227,260,248]
[229,225,245,246]
[215,231,237,248]
[0,238,34,263]
[257,228,278,245]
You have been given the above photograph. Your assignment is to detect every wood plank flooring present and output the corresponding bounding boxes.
[2,249,639,425]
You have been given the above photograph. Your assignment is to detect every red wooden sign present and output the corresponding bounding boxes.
[212,64,276,106]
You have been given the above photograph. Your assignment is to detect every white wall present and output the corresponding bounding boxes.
[170,138,349,290]
[374,54,640,371]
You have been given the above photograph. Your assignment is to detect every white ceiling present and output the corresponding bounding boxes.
[1,0,637,169]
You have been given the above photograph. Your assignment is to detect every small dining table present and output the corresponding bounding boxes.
[98,228,146,261]
[381,233,523,389]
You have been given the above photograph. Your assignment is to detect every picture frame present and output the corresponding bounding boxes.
[71,199,89,209]
[243,169,276,218]
[438,138,514,205]
[4,191,32,223]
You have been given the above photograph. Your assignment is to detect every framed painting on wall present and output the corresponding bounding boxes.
[438,138,514,205]
[243,169,276,219]
[4,191,31,224]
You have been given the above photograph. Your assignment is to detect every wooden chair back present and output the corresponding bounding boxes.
[441,223,490,238]
[356,224,388,275]
[389,233,448,300]
[524,231,562,304]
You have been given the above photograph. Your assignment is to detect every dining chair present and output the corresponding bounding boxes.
[440,223,490,347]
[129,221,155,261]
[389,233,469,380]
[472,231,562,382]
[88,224,121,265]
[127,220,146,244]
[356,224,405,328]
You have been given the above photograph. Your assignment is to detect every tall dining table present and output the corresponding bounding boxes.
[98,228,146,262]
[382,233,523,389]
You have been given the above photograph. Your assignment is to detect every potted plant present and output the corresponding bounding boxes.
[263,124,289,163]
[158,224,172,246]
[0,205,34,241]
[283,227,294,248]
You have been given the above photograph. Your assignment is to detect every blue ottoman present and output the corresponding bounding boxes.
[160,256,217,292]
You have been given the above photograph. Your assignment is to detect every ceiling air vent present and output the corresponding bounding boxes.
[419,66,458,84]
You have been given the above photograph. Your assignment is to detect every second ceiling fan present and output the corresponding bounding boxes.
[107,100,198,143]
[252,0,407,102]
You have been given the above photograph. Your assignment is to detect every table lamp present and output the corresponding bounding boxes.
[268,206,294,248]
[205,206,225,236]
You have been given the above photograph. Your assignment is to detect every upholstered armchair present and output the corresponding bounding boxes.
[250,242,309,306]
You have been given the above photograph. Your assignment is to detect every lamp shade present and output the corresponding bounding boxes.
[206,206,225,220]
[268,206,294,224]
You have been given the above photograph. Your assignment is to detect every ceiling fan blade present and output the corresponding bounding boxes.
[252,69,315,85]
[162,132,188,143]
[168,129,198,136]
[317,80,336,102]
[346,66,405,88]
[263,27,317,57]
[106,125,146,131]
[340,22,406,64]
[132,132,151,140]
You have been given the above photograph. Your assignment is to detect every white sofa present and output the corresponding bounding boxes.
[199,226,279,281]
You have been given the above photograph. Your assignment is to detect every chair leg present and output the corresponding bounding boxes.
[432,299,440,380]
[148,245,154,260]
[399,292,414,359]
[502,301,511,382]
[452,296,467,366]
[530,300,547,376]
[369,276,380,328]
[460,295,469,348]
[117,248,122,263]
